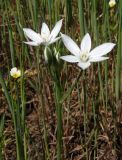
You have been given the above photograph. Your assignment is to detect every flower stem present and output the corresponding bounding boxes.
[55,82,62,160]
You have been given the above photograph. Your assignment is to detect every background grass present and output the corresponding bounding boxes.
[0,0,122,160]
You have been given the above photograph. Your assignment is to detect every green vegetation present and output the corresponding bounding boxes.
[0,0,121,159]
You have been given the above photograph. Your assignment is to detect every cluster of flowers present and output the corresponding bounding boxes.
[10,18,115,78]
[23,19,115,68]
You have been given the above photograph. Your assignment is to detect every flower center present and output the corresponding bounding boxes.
[41,32,49,42]
[80,51,89,62]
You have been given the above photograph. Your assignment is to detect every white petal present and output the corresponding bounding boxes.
[61,33,81,56]
[60,55,79,63]
[23,41,40,46]
[41,23,50,36]
[10,67,17,73]
[78,61,91,70]
[48,37,61,45]
[80,33,91,52]
[89,43,115,57]
[89,56,109,62]
[23,28,42,43]
[49,19,63,40]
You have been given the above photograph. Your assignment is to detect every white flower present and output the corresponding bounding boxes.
[109,0,116,8]
[60,33,115,70]
[23,19,63,46]
[10,67,21,79]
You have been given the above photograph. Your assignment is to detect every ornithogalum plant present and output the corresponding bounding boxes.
[23,19,63,46]
[23,18,115,160]
[23,19,63,160]
[60,33,115,69]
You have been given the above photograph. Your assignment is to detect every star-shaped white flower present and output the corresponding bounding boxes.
[23,19,63,46]
[60,33,115,70]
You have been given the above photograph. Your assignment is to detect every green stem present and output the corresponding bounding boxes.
[0,72,12,113]
[36,47,50,159]
[92,102,97,159]
[12,109,21,160]
[55,82,62,160]
[78,0,85,37]
[115,0,122,99]
[4,97,23,160]
[82,71,88,160]
[0,73,24,160]
[55,70,82,159]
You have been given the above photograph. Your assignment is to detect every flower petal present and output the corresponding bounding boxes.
[41,23,50,37]
[23,28,42,43]
[89,56,109,62]
[61,33,81,56]
[49,19,63,40]
[78,61,91,70]
[23,41,40,46]
[10,67,17,74]
[48,37,61,45]
[60,55,79,63]
[89,43,115,57]
[80,33,91,52]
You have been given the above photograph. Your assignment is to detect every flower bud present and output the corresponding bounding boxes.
[54,47,60,62]
[109,0,116,8]
[10,67,21,79]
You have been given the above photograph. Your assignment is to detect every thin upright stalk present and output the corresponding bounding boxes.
[12,106,24,160]
[55,82,63,160]
[82,71,88,160]
[0,72,24,160]
[36,47,50,159]
[103,0,108,109]
[66,0,72,27]
[0,72,12,113]
[90,0,99,158]
[92,102,97,160]
[78,0,85,37]
[0,114,5,160]
[115,0,122,99]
